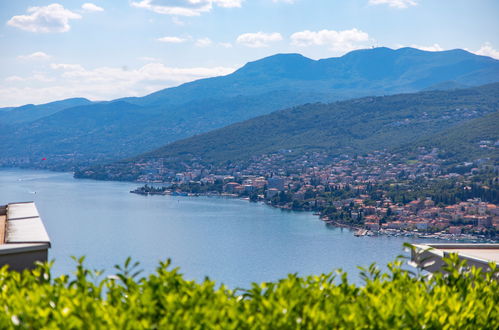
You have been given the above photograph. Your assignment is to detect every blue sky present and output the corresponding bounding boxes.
[1,0,498,107]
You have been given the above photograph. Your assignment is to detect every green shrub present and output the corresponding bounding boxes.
[0,255,497,329]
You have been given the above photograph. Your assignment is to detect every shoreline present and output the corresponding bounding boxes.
[322,218,490,242]
[2,168,494,244]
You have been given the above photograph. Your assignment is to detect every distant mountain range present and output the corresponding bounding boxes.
[0,98,93,125]
[76,83,499,181]
[1,47,499,169]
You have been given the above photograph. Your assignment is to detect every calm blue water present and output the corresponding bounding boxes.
[0,168,426,287]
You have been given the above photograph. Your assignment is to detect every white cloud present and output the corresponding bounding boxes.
[236,32,283,48]
[397,42,499,59]
[368,0,418,9]
[0,62,236,106]
[7,4,82,33]
[157,36,188,43]
[138,56,161,62]
[474,42,499,60]
[156,36,217,47]
[403,43,444,52]
[219,42,233,48]
[214,0,243,8]
[17,51,52,61]
[50,63,85,71]
[195,37,213,47]
[290,29,370,53]
[131,0,242,16]
[49,62,235,82]
[5,76,24,82]
[81,3,104,12]
[5,73,54,83]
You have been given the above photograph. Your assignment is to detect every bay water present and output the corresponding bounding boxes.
[0,168,426,287]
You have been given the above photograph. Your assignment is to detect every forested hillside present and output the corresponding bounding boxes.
[399,110,499,163]
[134,84,499,165]
[76,84,499,181]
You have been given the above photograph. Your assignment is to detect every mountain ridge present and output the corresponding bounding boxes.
[0,98,93,125]
[1,47,499,169]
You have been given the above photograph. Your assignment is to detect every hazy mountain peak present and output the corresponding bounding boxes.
[0,97,94,125]
[234,53,315,76]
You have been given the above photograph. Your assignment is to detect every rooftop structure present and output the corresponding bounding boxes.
[0,202,51,271]
[410,243,499,274]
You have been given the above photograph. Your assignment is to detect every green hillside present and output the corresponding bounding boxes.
[402,110,499,163]
[135,83,499,165]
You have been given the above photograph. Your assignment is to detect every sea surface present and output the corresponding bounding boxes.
[0,168,428,287]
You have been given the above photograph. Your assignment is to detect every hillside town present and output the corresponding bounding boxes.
[121,146,499,241]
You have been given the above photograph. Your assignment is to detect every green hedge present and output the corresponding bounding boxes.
[0,254,497,329]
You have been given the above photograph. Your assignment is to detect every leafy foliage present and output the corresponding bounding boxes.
[384,169,499,206]
[0,255,497,328]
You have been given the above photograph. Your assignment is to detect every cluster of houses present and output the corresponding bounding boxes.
[356,197,499,234]
[94,141,499,234]
[133,147,446,185]
[123,147,498,238]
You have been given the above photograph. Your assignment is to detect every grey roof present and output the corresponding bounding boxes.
[7,202,39,220]
[5,202,50,246]
[6,217,50,244]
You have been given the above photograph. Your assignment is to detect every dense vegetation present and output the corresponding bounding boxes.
[130,83,499,167]
[398,110,499,163]
[0,254,497,329]
[2,47,499,169]
[383,168,499,206]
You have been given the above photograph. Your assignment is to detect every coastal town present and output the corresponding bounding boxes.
[120,145,499,242]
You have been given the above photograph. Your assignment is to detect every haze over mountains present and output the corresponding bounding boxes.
[76,83,499,181]
[0,98,93,125]
[1,47,499,170]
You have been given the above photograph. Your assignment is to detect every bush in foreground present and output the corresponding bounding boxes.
[0,255,497,329]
